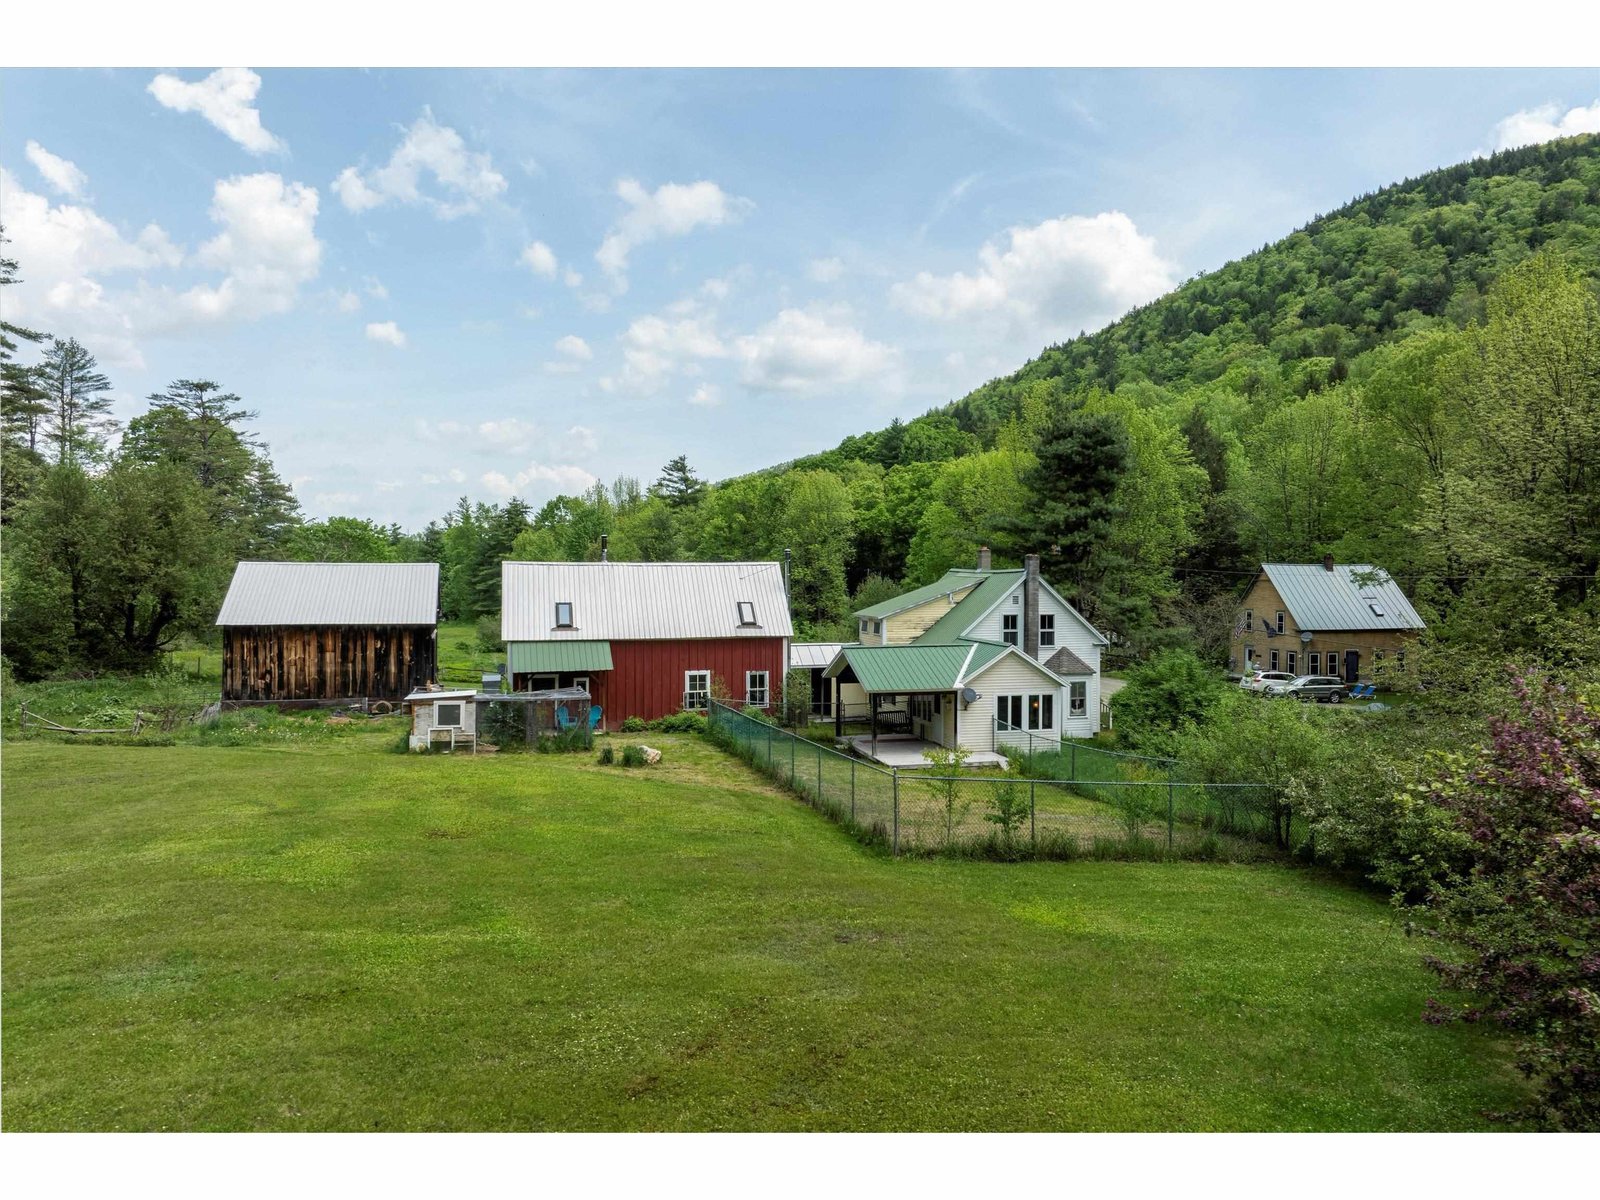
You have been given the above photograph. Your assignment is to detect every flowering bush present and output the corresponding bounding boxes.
[1412,670,1600,1129]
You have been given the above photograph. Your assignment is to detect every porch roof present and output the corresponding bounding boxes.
[823,639,1010,694]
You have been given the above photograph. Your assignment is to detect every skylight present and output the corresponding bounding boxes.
[555,601,574,628]
[737,601,757,626]
[1368,602,1386,617]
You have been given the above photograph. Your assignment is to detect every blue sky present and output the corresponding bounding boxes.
[3,67,1598,529]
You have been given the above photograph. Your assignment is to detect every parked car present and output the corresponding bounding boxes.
[1264,675,1348,703]
[1240,670,1295,692]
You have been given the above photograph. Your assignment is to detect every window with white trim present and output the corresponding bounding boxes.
[1287,650,1297,675]
[1275,610,1285,634]
[1309,652,1320,675]
[997,695,1023,730]
[684,670,710,710]
[1027,693,1054,731]
[1038,613,1056,647]
[1270,649,1280,670]
[745,670,769,708]
[435,701,463,728]
[555,601,574,628]
[1245,609,1253,631]
[1069,681,1087,717]
[1001,613,1019,645]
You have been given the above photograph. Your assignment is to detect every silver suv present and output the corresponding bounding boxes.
[1265,675,1348,703]
[1240,670,1295,692]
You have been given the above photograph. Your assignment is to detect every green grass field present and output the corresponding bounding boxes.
[1,722,1526,1130]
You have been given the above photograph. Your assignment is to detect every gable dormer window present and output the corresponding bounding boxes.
[555,601,574,629]
[737,601,757,626]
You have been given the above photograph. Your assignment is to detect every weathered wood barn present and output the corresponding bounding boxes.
[216,561,440,706]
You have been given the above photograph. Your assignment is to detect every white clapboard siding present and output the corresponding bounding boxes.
[958,652,1065,755]
[963,583,1101,732]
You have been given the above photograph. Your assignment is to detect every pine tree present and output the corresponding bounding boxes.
[1,228,51,520]
[650,455,706,509]
[39,337,117,467]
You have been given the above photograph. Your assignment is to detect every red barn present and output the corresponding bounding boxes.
[500,559,793,728]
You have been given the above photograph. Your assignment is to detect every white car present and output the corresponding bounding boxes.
[1240,670,1295,692]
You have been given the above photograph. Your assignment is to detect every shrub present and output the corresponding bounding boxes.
[1409,671,1600,1130]
[741,705,775,724]
[656,712,706,734]
[620,744,648,768]
[536,726,593,753]
[597,744,615,765]
[984,778,1031,854]
[474,613,504,655]
[619,716,648,733]
[1111,648,1229,755]
[479,701,527,748]
[782,668,812,727]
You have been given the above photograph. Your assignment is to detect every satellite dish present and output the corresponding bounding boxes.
[961,687,979,705]
[1300,631,1313,643]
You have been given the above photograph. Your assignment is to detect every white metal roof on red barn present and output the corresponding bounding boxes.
[501,560,794,642]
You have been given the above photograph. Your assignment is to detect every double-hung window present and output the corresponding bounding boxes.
[1027,693,1054,731]
[1245,609,1253,631]
[555,601,574,628]
[1069,681,1087,717]
[1309,651,1320,675]
[1275,611,1285,635]
[1001,614,1019,646]
[684,670,710,710]
[997,695,1023,731]
[1270,649,1280,671]
[1038,613,1056,647]
[745,670,769,708]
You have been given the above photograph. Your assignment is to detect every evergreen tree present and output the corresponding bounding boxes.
[651,455,706,509]
[0,231,50,521]
[39,337,117,467]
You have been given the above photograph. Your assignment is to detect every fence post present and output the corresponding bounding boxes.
[1167,779,1175,855]
[817,747,822,804]
[767,720,773,769]
[892,769,900,857]
[790,730,796,788]
[1071,741,1077,780]
[1030,779,1036,851]
[851,759,857,822]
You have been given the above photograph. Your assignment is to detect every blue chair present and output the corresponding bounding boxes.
[555,705,574,731]
[587,705,603,730]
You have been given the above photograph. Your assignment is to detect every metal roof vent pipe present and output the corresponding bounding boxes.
[1322,553,1334,572]
[977,545,991,572]
[1023,553,1041,660]
[783,548,792,599]
[600,534,609,562]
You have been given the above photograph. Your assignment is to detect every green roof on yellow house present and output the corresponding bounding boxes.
[853,568,991,619]
[823,639,1015,693]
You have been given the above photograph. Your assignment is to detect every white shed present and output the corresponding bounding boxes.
[406,689,479,751]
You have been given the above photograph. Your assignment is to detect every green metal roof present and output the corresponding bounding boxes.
[853,569,987,619]
[825,643,973,692]
[507,640,613,674]
[918,571,1022,644]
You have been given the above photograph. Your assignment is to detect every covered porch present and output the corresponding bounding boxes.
[843,732,1008,769]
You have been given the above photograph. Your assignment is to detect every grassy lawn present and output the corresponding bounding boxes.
[1,724,1526,1130]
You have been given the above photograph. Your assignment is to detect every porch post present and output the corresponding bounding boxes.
[834,677,843,740]
[870,693,879,759]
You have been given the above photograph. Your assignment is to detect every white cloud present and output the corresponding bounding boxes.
[481,462,597,499]
[734,308,899,393]
[364,276,388,300]
[422,468,469,485]
[595,178,751,290]
[563,267,583,289]
[335,289,361,312]
[333,110,507,219]
[24,141,88,198]
[600,309,728,393]
[807,256,845,283]
[147,67,285,155]
[890,211,1176,339]
[565,424,598,454]
[554,334,592,360]
[0,167,184,366]
[688,383,722,407]
[417,417,539,455]
[365,320,406,347]
[1488,98,1600,152]
[150,173,322,327]
[521,240,558,278]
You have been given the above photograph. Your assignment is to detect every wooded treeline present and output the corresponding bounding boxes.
[4,137,1598,681]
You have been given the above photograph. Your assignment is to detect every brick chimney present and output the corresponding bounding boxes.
[976,545,991,572]
[1023,553,1040,659]
[1322,553,1334,572]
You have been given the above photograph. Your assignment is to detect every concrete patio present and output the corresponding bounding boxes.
[842,733,1009,770]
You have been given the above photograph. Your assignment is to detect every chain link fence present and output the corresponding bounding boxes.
[708,702,1291,861]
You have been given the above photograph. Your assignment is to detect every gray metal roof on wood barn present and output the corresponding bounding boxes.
[216,561,440,626]
[1262,563,1425,632]
[501,560,795,642]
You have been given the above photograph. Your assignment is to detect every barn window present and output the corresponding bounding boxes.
[737,601,757,626]
[435,702,463,728]
[555,601,574,628]
[684,670,710,710]
[745,671,769,707]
